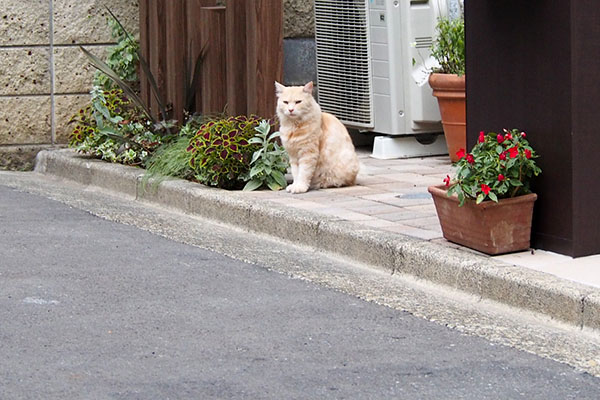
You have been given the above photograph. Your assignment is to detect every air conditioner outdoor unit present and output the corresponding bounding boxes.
[314,0,449,158]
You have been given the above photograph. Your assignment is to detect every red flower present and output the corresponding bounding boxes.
[456,148,466,159]
[498,174,505,181]
[499,152,507,161]
[521,132,527,138]
[497,134,505,144]
[504,133,513,141]
[508,146,519,158]
[481,184,491,195]
[466,154,475,164]
[525,149,532,159]
[443,175,451,187]
[478,131,485,143]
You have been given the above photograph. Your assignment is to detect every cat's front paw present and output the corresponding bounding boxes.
[286,182,309,194]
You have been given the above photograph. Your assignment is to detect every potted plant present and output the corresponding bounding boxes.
[428,129,542,255]
[429,15,465,162]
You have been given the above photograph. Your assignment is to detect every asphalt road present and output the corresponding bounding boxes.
[1,183,599,399]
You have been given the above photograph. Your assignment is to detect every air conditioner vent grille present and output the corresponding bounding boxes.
[315,0,372,127]
[414,36,433,49]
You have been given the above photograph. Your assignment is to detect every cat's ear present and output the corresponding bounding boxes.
[275,81,285,96]
[303,81,314,94]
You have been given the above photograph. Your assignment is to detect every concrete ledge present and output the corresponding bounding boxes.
[34,149,600,331]
[584,293,600,331]
[35,152,142,198]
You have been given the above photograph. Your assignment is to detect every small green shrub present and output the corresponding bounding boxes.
[68,87,166,166]
[187,116,269,189]
[94,14,139,91]
[430,16,465,76]
[243,121,289,191]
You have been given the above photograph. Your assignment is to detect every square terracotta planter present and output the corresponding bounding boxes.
[428,185,537,255]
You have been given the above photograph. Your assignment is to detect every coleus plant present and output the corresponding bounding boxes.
[187,115,268,189]
[445,128,542,206]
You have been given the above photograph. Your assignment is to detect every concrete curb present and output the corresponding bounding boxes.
[35,149,600,331]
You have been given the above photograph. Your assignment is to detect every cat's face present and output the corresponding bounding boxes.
[275,82,315,119]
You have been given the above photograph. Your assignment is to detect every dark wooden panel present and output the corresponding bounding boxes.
[139,0,150,108]
[246,0,283,119]
[148,0,168,120]
[226,0,248,116]
[165,0,187,122]
[200,6,227,114]
[185,0,216,115]
[571,0,600,257]
[139,0,284,127]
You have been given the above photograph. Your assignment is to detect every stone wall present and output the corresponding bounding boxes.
[284,0,314,38]
[0,0,138,168]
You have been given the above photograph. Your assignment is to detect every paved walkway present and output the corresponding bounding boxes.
[245,148,449,241]
[245,147,600,289]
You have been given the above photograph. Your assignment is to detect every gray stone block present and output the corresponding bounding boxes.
[35,149,92,185]
[0,0,50,46]
[284,0,314,38]
[0,47,51,95]
[242,199,324,247]
[137,178,198,215]
[53,0,139,45]
[35,149,141,197]
[53,45,108,94]
[0,96,51,145]
[474,261,590,326]
[315,220,404,273]
[89,159,142,198]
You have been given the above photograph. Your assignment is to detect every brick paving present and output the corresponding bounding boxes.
[243,148,453,241]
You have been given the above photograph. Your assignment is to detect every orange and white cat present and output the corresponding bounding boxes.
[275,81,359,194]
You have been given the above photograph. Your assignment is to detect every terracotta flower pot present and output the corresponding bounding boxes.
[428,73,466,162]
[428,185,537,255]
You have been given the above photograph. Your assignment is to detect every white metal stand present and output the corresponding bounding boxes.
[370,134,448,159]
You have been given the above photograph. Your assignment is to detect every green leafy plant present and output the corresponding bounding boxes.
[445,129,542,206]
[69,87,166,166]
[430,16,465,76]
[242,120,289,191]
[187,116,267,189]
[94,13,139,91]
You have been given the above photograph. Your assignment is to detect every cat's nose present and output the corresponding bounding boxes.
[288,108,294,114]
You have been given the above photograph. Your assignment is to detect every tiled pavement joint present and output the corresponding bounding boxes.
[33,149,600,332]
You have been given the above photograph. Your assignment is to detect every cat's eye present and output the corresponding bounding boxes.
[283,101,289,104]
[296,100,302,104]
